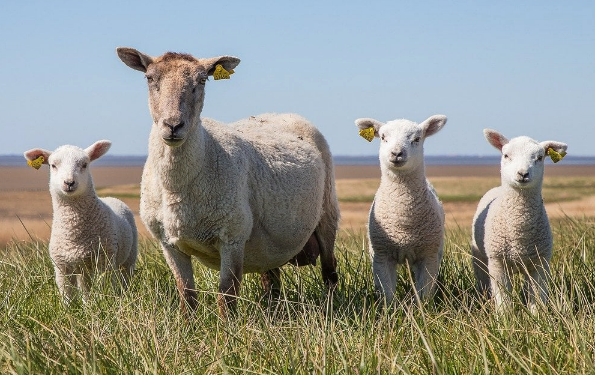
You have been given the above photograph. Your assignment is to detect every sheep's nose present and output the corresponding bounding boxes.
[391,151,404,158]
[164,120,185,134]
[517,171,530,182]
[64,180,75,188]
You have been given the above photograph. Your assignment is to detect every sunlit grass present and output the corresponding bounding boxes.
[2,217,595,373]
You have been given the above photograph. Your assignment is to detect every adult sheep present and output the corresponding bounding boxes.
[116,47,339,315]
[471,129,567,313]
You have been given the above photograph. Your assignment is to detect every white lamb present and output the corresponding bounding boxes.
[355,115,447,302]
[23,140,138,302]
[471,129,567,312]
[116,48,339,315]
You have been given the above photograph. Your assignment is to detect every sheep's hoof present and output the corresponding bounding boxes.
[261,268,282,300]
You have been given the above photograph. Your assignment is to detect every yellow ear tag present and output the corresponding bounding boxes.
[27,155,44,170]
[547,148,567,163]
[359,127,375,142]
[213,64,234,80]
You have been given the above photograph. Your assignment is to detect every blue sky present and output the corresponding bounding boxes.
[2,1,594,157]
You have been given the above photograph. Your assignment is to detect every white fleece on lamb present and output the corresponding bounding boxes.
[356,115,447,302]
[471,129,567,312]
[24,141,138,302]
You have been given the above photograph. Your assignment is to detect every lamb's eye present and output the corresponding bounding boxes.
[381,134,385,141]
[537,155,543,162]
[81,162,88,169]
[51,164,57,170]
[503,154,509,159]
[413,137,421,144]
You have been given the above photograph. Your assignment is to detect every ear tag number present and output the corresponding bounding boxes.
[359,127,375,142]
[27,155,44,170]
[213,64,234,80]
[547,148,567,163]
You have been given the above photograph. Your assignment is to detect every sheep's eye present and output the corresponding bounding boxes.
[199,77,207,85]
[81,162,88,169]
[537,155,543,162]
[145,74,153,82]
[413,137,421,144]
[51,164,57,170]
[381,134,385,141]
[503,154,509,159]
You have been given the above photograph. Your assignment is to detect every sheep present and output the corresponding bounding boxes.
[355,115,447,303]
[23,140,138,302]
[471,129,567,313]
[116,47,339,316]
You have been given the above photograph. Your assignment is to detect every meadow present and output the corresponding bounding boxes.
[2,165,595,373]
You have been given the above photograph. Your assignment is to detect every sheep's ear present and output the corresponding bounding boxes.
[24,148,51,164]
[484,129,509,151]
[541,140,568,163]
[355,118,384,141]
[116,47,154,72]
[421,115,447,138]
[85,140,112,162]
[204,56,241,77]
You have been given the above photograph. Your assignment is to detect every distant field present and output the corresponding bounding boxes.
[2,164,595,245]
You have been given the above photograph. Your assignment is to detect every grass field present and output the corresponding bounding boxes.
[2,165,595,373]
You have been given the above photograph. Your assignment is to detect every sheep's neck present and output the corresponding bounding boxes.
[51,187,104,231]
[500,185,545,217]
[378,163,430,202]
[148,121,207,191]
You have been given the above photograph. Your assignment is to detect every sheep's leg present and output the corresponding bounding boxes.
[218,242,244,318]
[315,223,338,289]
[413,251,441,301]
[55,266,77,303]
[261,268,281,300]
[524,262,550,314]
[77,269,94,303]
[489,259,511,311]
[472,243,491,298]
[162,243,198,314]
[372,252,397,303]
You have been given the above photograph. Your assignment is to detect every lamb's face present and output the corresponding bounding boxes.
[378,120,425,172]
[48,146,92,197]
[145,56,208,147]
[500,136,546,190]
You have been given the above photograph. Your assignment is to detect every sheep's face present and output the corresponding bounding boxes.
[500,137,546,190]
[24,141,112,198]
[355,115,447,175]
[484,129,568,191]
[47,146,92,197]
[116,48,240,148]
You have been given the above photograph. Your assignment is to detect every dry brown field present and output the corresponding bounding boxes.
[2,164,595,246]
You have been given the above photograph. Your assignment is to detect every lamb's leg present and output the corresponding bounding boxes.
[489,259,512,311]
[261,268,281,300]
[413,250,442,301]
[472,243,491,298]
[372,252,397,303]
[524,261,550,314]
[162,243,198,314]
[55,266,77,303]
[218,242,244,318]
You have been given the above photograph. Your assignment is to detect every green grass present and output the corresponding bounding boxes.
[2,218,595,374]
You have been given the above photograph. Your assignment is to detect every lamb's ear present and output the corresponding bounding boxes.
[24,148,51,164]
[116,47,154,73]
[204,56,241,76]
[355,118,384,141]
[85,140,112,162]
[484,129,509,151]
[541,140,568,163]
[421,115,447,138]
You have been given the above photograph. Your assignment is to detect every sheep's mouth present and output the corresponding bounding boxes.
[389,159,407,168]
[162,137,185,147]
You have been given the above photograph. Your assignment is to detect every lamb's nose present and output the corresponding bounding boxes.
[517,171,530,181]
[64,180,75,187]
[391,151,403,158]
